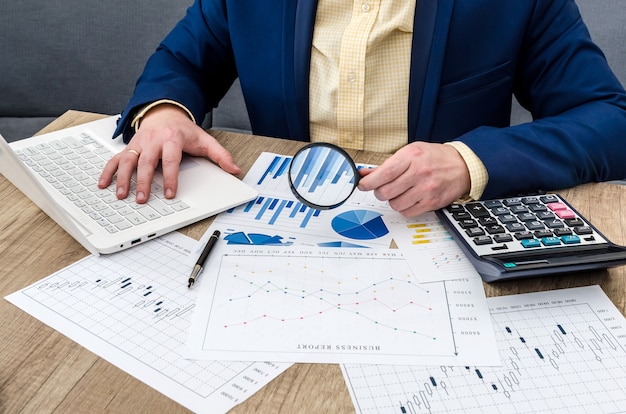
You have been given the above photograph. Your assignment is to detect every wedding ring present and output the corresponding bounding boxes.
[127,149,140,157]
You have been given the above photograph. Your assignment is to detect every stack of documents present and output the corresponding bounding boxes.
[8,152,626,413]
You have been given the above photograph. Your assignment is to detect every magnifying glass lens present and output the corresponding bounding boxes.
[288,143,359,210]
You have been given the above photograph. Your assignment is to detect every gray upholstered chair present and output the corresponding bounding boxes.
[0,0,250,142]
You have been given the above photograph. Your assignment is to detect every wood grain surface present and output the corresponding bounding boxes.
[1,111,624,413]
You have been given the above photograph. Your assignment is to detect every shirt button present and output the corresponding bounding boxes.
[347,72,356,83]
[362,3,370,12]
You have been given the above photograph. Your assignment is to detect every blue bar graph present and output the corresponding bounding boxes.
[228,196,321,229]
[257,155,292,186]
[275,157,290,178]
[269,200,289,225]
[306,148,341,194]
[290,146,356,196]
[256,198,274,220]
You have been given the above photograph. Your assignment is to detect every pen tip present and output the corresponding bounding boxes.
[188,279,193,288]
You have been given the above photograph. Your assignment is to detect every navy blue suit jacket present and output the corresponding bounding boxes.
[116,0,626,199]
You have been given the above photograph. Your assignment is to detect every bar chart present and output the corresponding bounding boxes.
[215,153,395,249]
[7,233,291,413]
[342,286,626,414]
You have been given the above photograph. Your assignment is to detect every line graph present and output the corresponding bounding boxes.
[223,273,435,338]
[188,245,498,366]
[212,252,440,340]
[342,286,626,414]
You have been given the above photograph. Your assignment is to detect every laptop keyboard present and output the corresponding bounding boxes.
[16,132,189,234]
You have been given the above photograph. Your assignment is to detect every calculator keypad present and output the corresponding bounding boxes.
[440,195,606,257]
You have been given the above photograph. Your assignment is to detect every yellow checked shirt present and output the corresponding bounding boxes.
[310,0,414,153]
[135,0,488,200]
[310,0,487,200]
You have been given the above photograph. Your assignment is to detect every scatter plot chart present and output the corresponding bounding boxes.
[342,286,626,414]
[188,246,498,366]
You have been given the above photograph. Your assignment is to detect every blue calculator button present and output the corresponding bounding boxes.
[561,235,581,244]
[521,239,541,248]
[541,237,562,246]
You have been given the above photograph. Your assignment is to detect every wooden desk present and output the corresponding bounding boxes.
[1,111,625,413]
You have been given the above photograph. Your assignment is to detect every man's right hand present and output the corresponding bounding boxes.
[98,104,242,203]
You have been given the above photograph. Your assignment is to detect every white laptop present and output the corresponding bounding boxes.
[0,115,258,255]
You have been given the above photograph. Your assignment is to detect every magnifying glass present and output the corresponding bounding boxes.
[288,142,359,210]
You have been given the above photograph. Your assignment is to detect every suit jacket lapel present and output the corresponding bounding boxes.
[285,0,454,143]
[282,0,317,141]
[409,0,455,142]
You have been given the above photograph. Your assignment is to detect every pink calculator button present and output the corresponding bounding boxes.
[555,209,576,219]
[547,202,568,211]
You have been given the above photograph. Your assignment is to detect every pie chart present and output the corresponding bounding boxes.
[331,210,389,240]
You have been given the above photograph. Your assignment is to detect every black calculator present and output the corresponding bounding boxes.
[436,194,626,282]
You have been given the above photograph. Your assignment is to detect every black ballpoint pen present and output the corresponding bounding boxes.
[188,230,220,288]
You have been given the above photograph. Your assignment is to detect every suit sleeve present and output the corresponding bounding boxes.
[458,0,626,198]
[113,0,238,142]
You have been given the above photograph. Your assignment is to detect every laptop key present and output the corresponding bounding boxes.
[17,134,192,231]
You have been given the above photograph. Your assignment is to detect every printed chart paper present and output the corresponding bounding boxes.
[342,285,626,414]
[385,212,478,283]
[215,152,395,249]
[215,152,481,284]
[5,232,291,414]
[186,152,497,366]
[187,244,498,366]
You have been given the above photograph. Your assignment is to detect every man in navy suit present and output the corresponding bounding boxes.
[99,0,626,217]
